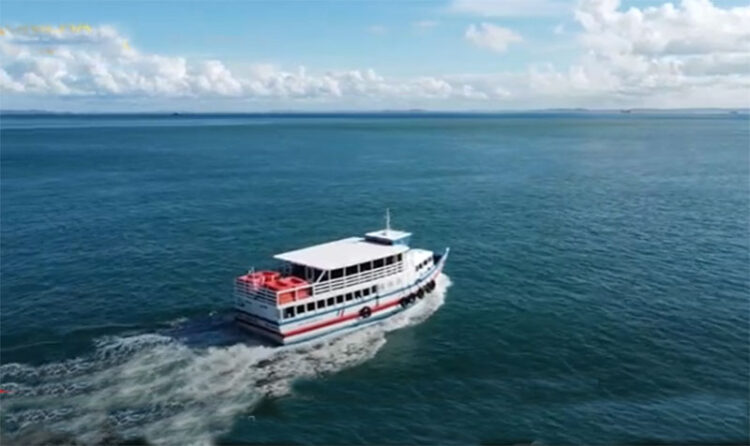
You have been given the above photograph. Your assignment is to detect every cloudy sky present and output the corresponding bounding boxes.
[1,0,748,111]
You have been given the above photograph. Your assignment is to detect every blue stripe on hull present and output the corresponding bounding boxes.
[282,303,404,346]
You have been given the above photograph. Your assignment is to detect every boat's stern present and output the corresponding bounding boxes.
[234,311,284,344]
[233,270,311,345]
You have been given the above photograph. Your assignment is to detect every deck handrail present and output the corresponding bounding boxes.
[235,261,404,306]
[234,280,314,306]
[312,262,404,294]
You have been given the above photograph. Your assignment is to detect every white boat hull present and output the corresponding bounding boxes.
[235,248,448,345]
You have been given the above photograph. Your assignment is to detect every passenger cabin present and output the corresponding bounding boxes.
[273,230,411,293]
[235,228,418,322]
[236,230,409,321]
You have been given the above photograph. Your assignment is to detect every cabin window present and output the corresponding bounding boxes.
[327,297,334,306]
[297,305,306,315]
[355,290,362,298]
[397,254,402,262]
[385,256,394,265]
[360,262,372,272]
[362,288,369,296]
[345,265,358,276]
[292,264,305,277]
[284,307,295,319]
[320,271,329,281]
[331,269,343,279]
[374,258,384,268]
[371,285,377,293]
[307,302,315,312]
[336,295,343,304]
[317,300,325,309]
[345,293,353,302]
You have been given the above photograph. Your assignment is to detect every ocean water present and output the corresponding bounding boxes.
[0,113,748,445]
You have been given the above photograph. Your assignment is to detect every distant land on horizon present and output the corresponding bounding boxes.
[1,108,748,116]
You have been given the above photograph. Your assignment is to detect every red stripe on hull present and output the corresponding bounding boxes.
[282,268,442,339]
[284,297,402,337]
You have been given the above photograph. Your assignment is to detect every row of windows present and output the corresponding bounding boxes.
[291,264,320,280]
[326,254,403,280]
[283,285,378,319]
[416,258,432,271]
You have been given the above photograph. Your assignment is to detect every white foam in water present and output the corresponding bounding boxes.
[0,274,452,446]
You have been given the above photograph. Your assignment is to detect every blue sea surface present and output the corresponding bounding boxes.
[1,112,748,445]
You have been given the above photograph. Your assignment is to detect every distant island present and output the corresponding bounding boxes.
[0,108,748,116]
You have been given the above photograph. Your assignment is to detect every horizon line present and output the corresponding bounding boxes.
[1,107,748,116]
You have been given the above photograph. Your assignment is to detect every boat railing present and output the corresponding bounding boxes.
[234,281,275,305]
[235,261,404,305]
[313,262,404,295]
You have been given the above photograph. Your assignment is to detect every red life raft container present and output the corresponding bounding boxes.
[259,271,280,282]
[267,276,310,304]
[265,279,294,304]
[239,270,280,287]
[280,276,311,299]
[235,274,257,287]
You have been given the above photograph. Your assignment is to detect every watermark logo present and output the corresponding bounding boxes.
[0,24,130,54]
[0,24,93,35]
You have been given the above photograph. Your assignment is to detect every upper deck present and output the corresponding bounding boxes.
[274,236,409,271]
[241,215,414,307]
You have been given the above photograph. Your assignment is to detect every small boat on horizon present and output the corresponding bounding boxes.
[234,211,449,345]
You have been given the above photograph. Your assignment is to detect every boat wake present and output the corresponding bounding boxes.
[0,274,452,446]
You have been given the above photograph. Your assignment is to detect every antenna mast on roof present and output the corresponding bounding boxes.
[385,208,391,233]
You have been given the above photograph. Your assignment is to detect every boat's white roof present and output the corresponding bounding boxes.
[274,236,409,270]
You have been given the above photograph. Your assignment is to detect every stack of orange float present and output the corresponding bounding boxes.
[236,270,280,288]
[236,270,310,304]
[280,276,311,300]
[266,275,311,304]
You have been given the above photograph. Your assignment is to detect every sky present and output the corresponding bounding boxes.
[0,0,748,111]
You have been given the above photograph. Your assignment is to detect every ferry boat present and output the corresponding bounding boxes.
[234,212,449,345]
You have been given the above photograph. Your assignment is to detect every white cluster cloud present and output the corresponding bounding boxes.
[576,0,750,56]
[1,0,749,109]
[0,26,504,104]
[465,23,523,53]
[528,0,750,106]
